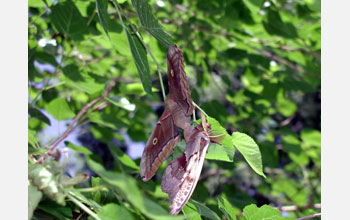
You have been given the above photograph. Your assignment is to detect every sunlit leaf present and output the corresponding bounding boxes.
[131,0,173,47]
[50,0,89,41]
[46,98,75,121]
[97,203,135,220]
[190,199,221,220]
[218,194,237,220]
[65,141,93,155]
[243,204,287,220]
[232,132,266,178]
[125,25,152,94]
[96,0,110,37]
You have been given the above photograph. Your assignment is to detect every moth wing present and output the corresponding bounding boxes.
[161,129,210,215]
[167,45,194,116]
[140,108,181,182]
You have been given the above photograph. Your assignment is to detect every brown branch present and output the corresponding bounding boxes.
[295,213,321,220]
[36,78,118,162]
[275,203,321,212]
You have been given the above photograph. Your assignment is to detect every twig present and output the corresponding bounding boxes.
[193,101,209,117]
[275,203,321,212]
[67,193,101,220]
[42,78,117,158]
[295,213,321,220]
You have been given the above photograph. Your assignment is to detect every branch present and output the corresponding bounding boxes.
[275,203,321,212]
[295,213,321,220]
[37,78,118,161]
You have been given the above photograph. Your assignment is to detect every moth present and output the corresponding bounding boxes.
[161,113,211,215]
[140,45,217,215]
[140,45,194,182]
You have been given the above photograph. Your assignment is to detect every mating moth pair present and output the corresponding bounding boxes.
[140,45,218,215]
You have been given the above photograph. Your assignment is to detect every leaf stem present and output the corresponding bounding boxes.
[193,101,209,117]
[67,193,101,220]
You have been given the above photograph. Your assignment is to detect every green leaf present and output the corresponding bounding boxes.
[97,203,135,220]
[107,143,139,172]
[190,199,221,220]
[28,181,43,219]
[301,129,321,148]
[182,202,201,220]
[131,0,173,47]
[62,64,106,94]
[65,141,93,155]
[46,98,75,121]
[125,25,152,94]
[86,157,184,220]
[37,200,73,219]
[96,0,110,37]
[50,0,89,41]
[28,129,40,149]
[243,204,285,220]
[276,99,297,117]
[231,132,266,178]
[90,177,102,203]
[29,106,51,125]
[29,0,47,8]
[218,194,237,220]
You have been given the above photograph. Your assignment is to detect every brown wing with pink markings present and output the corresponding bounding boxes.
[161,127,210,215]
[140,107,180,182]
[167,45,194,116]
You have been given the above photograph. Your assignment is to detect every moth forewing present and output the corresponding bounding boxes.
[140,108,180,182]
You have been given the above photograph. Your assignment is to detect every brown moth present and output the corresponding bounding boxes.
[140,45,216,215]
[140,45,194,182]
[161,113,210,215]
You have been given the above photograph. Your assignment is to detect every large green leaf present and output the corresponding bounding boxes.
[97,203,135,220]
[218,194,237,220]
[62,64,106,94]
[301,129,321,148]
[29,106,51,125]
[50,0,89,41]
[106,143,139,172]
[64,141,93,155]
[86,157,184,220]
[131,0,173,47]
[46,98,75,121]
[96,0,110,37]
[125,25,152,94]
[243,204,291,220]
[190,199,221,220]
[183,202,201,220]
[231,132,266,178]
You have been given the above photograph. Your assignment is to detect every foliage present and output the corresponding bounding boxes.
[28,0,321,219]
